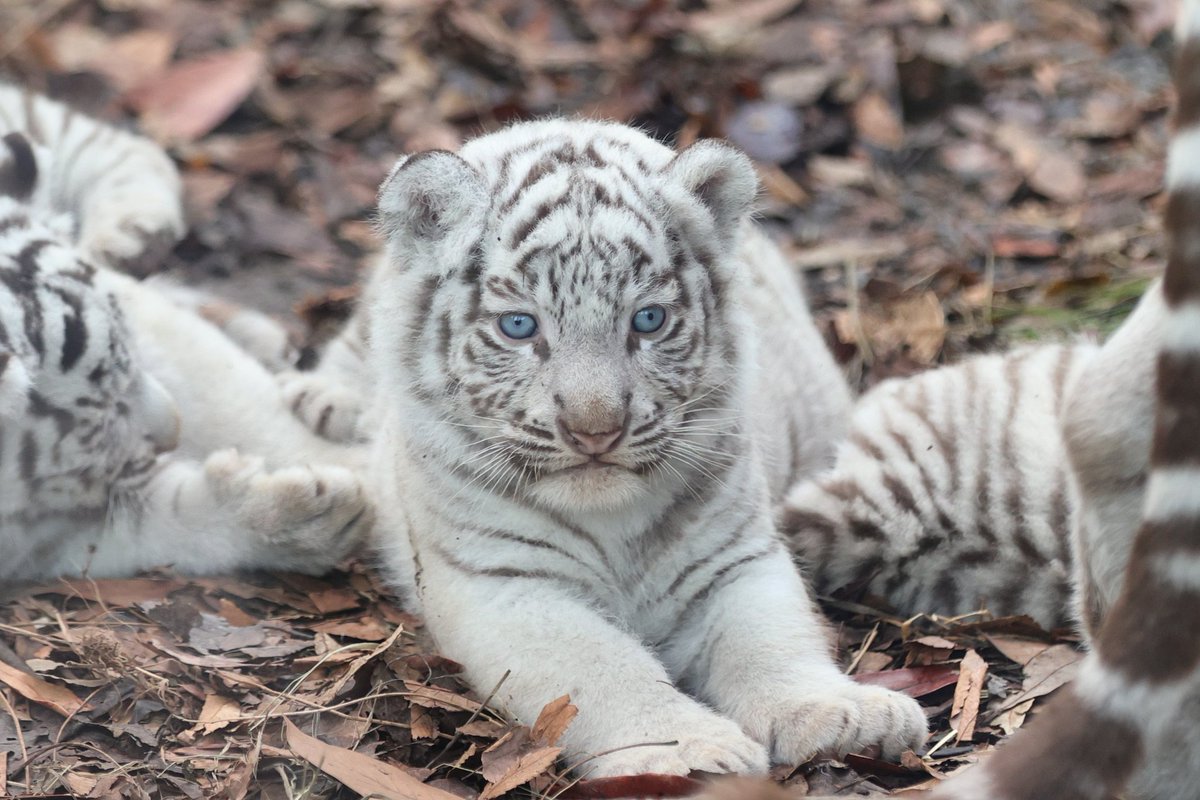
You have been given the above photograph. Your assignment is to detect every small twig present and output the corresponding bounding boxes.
[923,728,958,761]
[845,622,879,675]
[564,739,682,779]
[426,668,510,768]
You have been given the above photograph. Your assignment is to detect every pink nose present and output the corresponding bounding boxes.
[560,422,625,456]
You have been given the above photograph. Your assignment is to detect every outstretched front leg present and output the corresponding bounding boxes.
[416,545,771,779]
[49,450,371,578]
[663,534,927,765]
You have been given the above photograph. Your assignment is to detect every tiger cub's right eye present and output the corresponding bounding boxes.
[497,313,539,341]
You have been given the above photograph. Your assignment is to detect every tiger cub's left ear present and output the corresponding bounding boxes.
[665,140,758,253]
[376,150,488,270]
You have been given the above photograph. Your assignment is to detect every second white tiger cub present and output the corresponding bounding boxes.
[303,122,926,776]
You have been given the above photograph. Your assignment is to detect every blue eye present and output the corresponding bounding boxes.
[631,305,667,334]
[498,313,539,340]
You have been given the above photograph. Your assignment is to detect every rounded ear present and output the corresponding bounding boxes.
[665,140,758,250]
[0,351,31,419]
[377,150,488,254]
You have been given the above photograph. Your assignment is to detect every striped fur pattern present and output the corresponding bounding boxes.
[0,95,370,582]
[305,119,926,777]
[783,343,1094,630]
[0,84,184,276]
[930,6,1200,797]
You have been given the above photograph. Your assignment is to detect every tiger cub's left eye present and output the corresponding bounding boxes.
[497,312,539,340]
[631,305,667,334]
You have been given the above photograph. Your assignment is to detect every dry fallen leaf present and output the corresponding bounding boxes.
[129,48,265,141]
[994,697,1037,736]
[531,695,577,747]
[853,91,904,150]
[285,718,462,800]
[195,694,241,736]
[987,643,1083,720]
[30,577,187,605]
[0,661,89,718]
[986,635,1052,667]
[405,680,485,714]
[836,290,947,365]
[949,649,987,743]
[993,122,1086,204]
[479,728,561,800]
[854,665,960,698]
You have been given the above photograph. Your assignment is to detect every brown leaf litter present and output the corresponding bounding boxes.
[0,0,1177,795]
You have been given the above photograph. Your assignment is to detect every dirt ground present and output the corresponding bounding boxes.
[0,0,1177,797]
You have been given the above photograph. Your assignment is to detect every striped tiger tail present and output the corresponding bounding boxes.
[931,5,1200,798]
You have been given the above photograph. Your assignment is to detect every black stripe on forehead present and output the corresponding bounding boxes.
[498,140,661,247]
[497,143,574,214]
[508,194,568,250]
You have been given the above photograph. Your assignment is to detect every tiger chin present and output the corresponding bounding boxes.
[528,462,650,512]
[297,119,923,777]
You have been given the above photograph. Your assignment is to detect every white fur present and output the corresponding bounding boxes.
[1144,466,1200,520]
[1167,128,1200,190]
[298,120,918,776]
[1161,301,1200,353]
[1177,0,1200,52]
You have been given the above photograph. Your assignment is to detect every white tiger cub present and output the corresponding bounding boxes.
[782,343,1093,629]
[294,120,926,776]
[0,95,370,582]
[0,83,184,276]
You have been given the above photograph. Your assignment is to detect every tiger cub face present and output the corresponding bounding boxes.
[0,133,178,518]
[372,121,759,511]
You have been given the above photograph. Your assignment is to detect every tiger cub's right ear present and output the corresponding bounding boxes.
[376,150,488,267]
[0,132,38,201]
[0,352,31,418]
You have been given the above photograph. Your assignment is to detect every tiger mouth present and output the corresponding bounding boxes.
[561,458,625,473]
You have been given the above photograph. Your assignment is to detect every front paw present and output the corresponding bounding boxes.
[278,371,364,443]
[203,450,371,571]
[585,713,768,778]
[768,683,926,764]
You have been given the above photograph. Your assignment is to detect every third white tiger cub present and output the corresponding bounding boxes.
[295,121,926,777]
[0,88,370,582]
